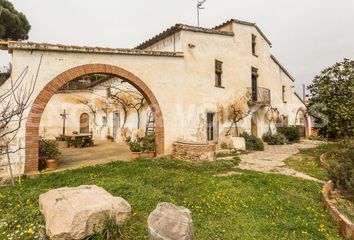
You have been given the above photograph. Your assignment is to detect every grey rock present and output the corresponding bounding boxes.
[148,202,194,240]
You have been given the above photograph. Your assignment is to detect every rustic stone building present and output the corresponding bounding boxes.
[0,19,310,176]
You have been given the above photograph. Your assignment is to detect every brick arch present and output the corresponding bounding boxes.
[296,107,310,139]
[25,64,164,173]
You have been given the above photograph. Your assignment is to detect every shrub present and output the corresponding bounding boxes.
[39,140,61,160]
[141,134,156,152]
[277,126,300,143]
[220,142,229,149]
[240,132,264,151]
[262,132,288,145]
[129,140,142,152]
[328,146,354,195]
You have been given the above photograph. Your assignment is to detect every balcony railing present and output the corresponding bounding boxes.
[248,87,271,106]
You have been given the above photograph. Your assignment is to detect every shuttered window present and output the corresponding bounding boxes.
[215,60,223,87]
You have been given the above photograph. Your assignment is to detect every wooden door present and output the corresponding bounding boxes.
[251,115,258,137]
[80,113,89,133]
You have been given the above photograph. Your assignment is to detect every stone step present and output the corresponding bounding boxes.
[216,156,237,161]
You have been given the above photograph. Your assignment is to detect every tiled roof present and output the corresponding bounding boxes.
[214,19,272,46]
[270,55,295,82]
[135,23,234,50]
[7,41,184,57]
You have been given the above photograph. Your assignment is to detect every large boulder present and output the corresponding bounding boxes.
[148,202,194,240]
[231,137,246,151]
[39,185,131,240]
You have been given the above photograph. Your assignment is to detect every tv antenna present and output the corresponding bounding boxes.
[197,0,207,27]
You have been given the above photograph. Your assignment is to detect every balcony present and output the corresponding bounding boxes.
[248,87,271,106]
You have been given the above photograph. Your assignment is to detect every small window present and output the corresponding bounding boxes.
[282,85,287,103]
[106,88,111,98]
[102,116,107,126]
[251,67,258,102]
[215,60,223,87]
[207,112,218,141]
[252,34,257,55]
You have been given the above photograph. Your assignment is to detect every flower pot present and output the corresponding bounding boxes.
[46,159,59,171]
[146,151,156,159]
[131,152,142,159]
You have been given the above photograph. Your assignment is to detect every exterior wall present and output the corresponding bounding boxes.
[0,21,308,176]
[39,90,148,142]
[144,32,183,52]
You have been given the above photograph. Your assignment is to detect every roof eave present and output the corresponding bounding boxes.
[8,41,184,57]
[214,19,272,47]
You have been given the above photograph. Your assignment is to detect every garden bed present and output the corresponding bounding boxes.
[323,181,354,239]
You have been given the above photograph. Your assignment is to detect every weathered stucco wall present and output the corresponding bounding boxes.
[0,21,308,176]
[39,89,148,142]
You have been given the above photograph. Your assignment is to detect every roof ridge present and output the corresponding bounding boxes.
[214,18,272,46]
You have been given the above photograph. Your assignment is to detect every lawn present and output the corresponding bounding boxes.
[284,143,340,181]
[0,157,342,240]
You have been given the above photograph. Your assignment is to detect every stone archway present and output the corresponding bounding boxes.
[295,107,310,139]
[25,64,164,173]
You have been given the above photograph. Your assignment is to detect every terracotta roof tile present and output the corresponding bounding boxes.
[7,41,184,57]
[214,19,272,46]
[271,55,295,82]
[135,23,234,50]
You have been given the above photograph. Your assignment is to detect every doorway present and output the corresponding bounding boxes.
[113,111,120,142]
[80,113,89,133]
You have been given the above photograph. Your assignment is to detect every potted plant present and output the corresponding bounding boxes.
[129,140,142,159]
[106,135,114,142]
[142,134,156,158]
[40,140,61,171]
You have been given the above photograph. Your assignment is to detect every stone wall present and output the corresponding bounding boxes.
[173,142,216,162]
[322,181,354,239]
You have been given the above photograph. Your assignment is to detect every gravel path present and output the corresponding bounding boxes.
[239,140,325,183]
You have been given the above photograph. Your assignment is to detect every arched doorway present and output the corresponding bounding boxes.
[25,64,164,173]
[295,108,309,138]
[79,113,90,133]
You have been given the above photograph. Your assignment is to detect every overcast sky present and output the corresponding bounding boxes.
[2,0,354,94]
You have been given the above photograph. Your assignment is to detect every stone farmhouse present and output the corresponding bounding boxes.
[0,19,310,176]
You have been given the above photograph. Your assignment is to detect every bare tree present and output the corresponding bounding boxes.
[79,100,98,126]
[110,82,145,129]
[0,55,42,185]
[225,92,252,137]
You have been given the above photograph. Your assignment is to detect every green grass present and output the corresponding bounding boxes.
[216,150,239,158]
[0,157,342,240]
[284,143,341,181]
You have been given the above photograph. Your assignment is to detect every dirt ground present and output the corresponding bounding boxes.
[58,140,132,170]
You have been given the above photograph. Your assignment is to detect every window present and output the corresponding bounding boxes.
[252,34,257,55]
[106,88,111,98]
[215,60,223,87]
[282,85,287,103]
[102,116,107,126]
[207,112,218,141]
